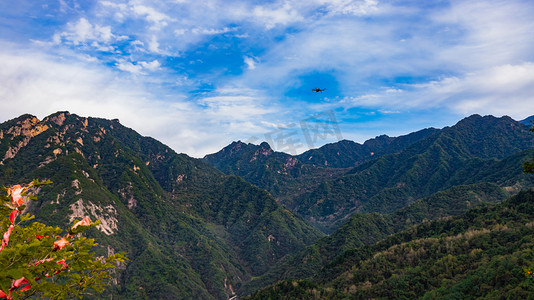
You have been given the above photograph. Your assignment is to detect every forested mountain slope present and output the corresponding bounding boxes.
[247,189,534,299]
[293,115,534,232]
[203,141,346,207]
[3,112,533,299]
[240,182,511,295]
[204,115,534,233]
[0,112,322,299]
[296,128,439,168]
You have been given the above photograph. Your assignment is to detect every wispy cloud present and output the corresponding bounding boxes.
[53,18,117,47]
[132,4,174,31]
[243,56,258,70]
[339,62,534,119]
[116,59,161,75]
[2,0,534,156]
[252,2,304,29]
[191,27,235,35]
[320,0,380,16]
[0,45,285,156]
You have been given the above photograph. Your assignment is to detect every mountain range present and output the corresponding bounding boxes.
[205,114,534,233]
[0,112,321,299]
[1,112,533,299]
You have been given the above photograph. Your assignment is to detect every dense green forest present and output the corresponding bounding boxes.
[203,141,346,207]
[1,112,533,299]
[240,182,512,295]
[205,115,534,233]
[247,190,534,299]
[0,112,322,299]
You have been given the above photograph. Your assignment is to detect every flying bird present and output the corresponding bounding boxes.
[312,88,326,93]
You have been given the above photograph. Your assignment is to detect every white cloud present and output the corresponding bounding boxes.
[116,60,145,74]
[0,48,202,155]
[140,60,161,71]
[0,46,285,157]
[229,0,534,116]
[253,2,304,29]
[244,56,257,70]
[340,62,534,120]
[116,59,161,74]
[440,63,534,117]
[53,18,120,51]
[100,1,127,11]
[234,18,395,90]
[433,0,534,71]
[132,4,174,30]
[319,0,379,16]
[148,35,161,53]
[174,28,187,35]
[191,27,234,35]
[5,0,534,156]
[197,86,275,122]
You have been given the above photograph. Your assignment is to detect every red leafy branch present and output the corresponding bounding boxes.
[0,183,94,299]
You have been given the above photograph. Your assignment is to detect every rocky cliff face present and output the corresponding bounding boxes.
[0,112,323,299]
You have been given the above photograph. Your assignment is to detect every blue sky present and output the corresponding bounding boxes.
[1,0,534,157]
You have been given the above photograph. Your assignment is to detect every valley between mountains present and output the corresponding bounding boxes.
[1,112,533,299]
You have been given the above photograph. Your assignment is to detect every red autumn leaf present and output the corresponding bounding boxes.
[72,216,92,230]
[54,259,69,275]
[20,284,31,292]
[56,259,68,269]
[56,259,66,265]
[9,277,31,294]
[53,238,69,251]
[12,277,29,289]
[33,258,53,266]
[9,185,25,208]
[0,226,14,252]
[9,210,17,225]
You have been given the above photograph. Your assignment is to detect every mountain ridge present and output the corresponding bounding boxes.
[2,111,533,299]
[291,114,534,232]
[295,127,439,168]
[203,114,534,233]
[0,111,323,299]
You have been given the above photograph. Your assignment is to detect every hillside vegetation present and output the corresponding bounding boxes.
[0,112,322,299]
[205,115,534,233]
[247,189,534,299]
[2,112,533,299]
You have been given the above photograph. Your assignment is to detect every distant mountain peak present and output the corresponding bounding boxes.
[209,140,275,159]
[43,111,72,126]
[254,142,273,158]
[259,141,271,149]
[219,140,253,156]
[0,111,323,299]
[455,114,517,126]
[519,115,534,125]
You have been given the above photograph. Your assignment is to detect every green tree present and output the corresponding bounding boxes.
[0,180,126,299]
[523,121,534,174]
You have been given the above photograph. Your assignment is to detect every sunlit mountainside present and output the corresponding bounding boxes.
[1,112,533,299]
